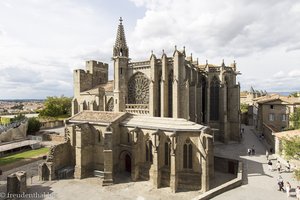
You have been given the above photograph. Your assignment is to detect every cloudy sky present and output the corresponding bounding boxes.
[0,0,299,99]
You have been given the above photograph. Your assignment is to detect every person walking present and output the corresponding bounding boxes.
[277,175,284,191]
[267,160,273,171]
[286,182,291,197]
[251,145,255,155]
[296,186,300,200]
[247,148,252,156]
[276,161,281,173]
[266,150,269,160]
[286,161,291,172]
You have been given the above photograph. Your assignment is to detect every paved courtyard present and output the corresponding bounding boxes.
[213,125,300,200]
[0,125,299,200]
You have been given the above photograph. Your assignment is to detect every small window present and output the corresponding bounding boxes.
[282,114,286,122]
[97,130,101,143]
[115,99,118,104]
[146,140,153,163]
[120,68,123,75]
[164,142,171,166]
[269,113,275,121]
[270,105,274,109]
[127,132,130,143]
[183,139,193,169]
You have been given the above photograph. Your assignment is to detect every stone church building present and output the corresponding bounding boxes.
[39,18,240,193]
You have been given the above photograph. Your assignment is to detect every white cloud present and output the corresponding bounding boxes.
[1,0,300,98]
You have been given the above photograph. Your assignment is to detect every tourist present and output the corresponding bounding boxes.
[266,150,269,160]
[277,175,284,191]
[286,161,291,172]
[296,186,300,200]
[276,161,281,173]
[286,182,291,197]
[247,148,252,156]
[251,145,255,155]
[267,160,273,171]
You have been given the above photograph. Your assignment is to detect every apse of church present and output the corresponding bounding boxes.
[72,17,240,143]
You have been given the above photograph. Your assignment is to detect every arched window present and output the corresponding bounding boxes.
[158,71,162,117]
[225,76,230,112]
[200,76,207,123]
[106,98,114,111]
[164,141,171,166]
[210,76,220,121]
[183,139,193,169]
[82,101,88,110]
[146,140,153,163]
[97,130,102,143]
[168,70,173,117]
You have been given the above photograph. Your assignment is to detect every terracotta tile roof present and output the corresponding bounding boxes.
[69,111,126,123]
[256,95,300,104]
[274,129,300,139]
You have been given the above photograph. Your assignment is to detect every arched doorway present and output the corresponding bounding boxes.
[125,154,131,173]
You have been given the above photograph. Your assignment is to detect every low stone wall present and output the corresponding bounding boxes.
[193,160,243,200]
[42,133,65,143]
[40,120,64,129]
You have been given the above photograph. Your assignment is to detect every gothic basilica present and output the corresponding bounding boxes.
[39,18,240,193]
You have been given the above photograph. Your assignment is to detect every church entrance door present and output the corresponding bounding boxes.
[125,154,131,173]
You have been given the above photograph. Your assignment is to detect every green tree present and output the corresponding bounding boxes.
[12,113,26,122]
[240,103,249,114]
[289,92,300,97]
[282,136,300,181]
[27,117,42,134]
[39,96,72,117]
[282,136,300,160]
[289,108,300,129]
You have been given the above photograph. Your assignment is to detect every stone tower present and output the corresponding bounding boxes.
[113,17,129,112]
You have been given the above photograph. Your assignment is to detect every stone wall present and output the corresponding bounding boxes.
[214,156,239,175]
[0,121,28,143]
[40,120,64,129]
[194,161,243,200]
[42,133,65,143]
[7,171,27,195]
[39,141,74,181]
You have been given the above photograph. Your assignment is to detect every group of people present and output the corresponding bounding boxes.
[277,175,300,199]
[267,160,291,173]
[241,125,299,198]
[267,152,298,198]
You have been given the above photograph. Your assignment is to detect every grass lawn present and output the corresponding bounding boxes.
[0,147,49,166]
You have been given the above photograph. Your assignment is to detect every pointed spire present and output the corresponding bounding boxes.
[250,86,255,94]
[182,46,186,56]
[222,59,225,67]
[113,17,129,57]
